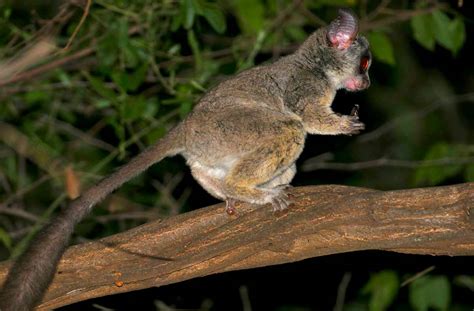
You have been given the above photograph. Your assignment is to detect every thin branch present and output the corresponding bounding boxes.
[62,0,92,51]
[401,266,435,287]
[0,122,64,176]
[333,272,352,311]
[298,5,326,27]
[360,5,445,32]
[1,175,52,208]
[0,47,94,88]
[302,156,474,172]
[239,286,252,311]
[151,173,186,215]
[0,205,41,223]
[268,0,305,33]
[364,0,392,21]
[37,116,116,152]
[0,38,56,81]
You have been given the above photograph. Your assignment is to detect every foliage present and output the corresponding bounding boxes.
[409,275,451,311]
[367,31,395,65]
[362,270,399,311]
[0,0,472,309]
[414,143,474,186]
[411,9,466,55]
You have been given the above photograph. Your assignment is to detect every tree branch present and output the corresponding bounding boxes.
[0,183,472,310]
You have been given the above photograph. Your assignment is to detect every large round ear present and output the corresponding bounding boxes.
[327,8,359,50]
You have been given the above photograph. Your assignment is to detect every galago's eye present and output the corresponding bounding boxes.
[360,56,370,72]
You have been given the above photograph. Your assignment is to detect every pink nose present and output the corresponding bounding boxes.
[345,77,370,91]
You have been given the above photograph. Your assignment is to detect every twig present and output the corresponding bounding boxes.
[268,0,304,33]
[0,122,64,176]
[239,286,252,311]
[1,175,52,208]
[37,116,116,152]
[0,47,94,87]
[298,5,326,27]
[62,0,92,51]
[333,272,352,311]
[364,0,392,22]
[0,205,41,223]
[401,266,435,287]
[302,156,474,172]
[151,173,186,215]
[360,5,444,32]
[0,38,56,81]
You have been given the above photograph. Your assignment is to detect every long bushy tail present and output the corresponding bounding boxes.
[0,127,184,311]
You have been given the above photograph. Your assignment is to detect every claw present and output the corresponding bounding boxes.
[225,199,237,215]
[350,104,359,117]
[270,190,293,212]
[344,115,365,136]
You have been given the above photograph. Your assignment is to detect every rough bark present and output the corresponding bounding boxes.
[0,183,473,310]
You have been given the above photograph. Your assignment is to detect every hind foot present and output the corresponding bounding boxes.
[269,188,293,212]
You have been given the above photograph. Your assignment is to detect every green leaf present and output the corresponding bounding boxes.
[411,13,435,51]
[409,276,451,311]
[362,270,399,311]
[367,31,395,65]
[116,19,130,50]
[122,96,148,122]
[450,17,465,56]
[187,29,202,71]
[414,143,467,186]
[94,99,111,109]
[201,4,226,34]
[84,72,116,100]
[0,227,12,250]
[111,70,129,93]
[431,11,466,55]
[143,98,159,119]
[97,32,118,68]
[432,11,452,50]
[232,0,264,34]
[25,90,48,104]
[182,0,196,29]
[56,69,72,87]
[127,63,148,91]
[171,8,183,31]
[168,44,181,56]
[190,0,204,15]
[3,7,11,19]
[111,63,148,93]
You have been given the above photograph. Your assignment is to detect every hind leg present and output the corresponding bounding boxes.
[223,143,301,211]
[260,164,296,189]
